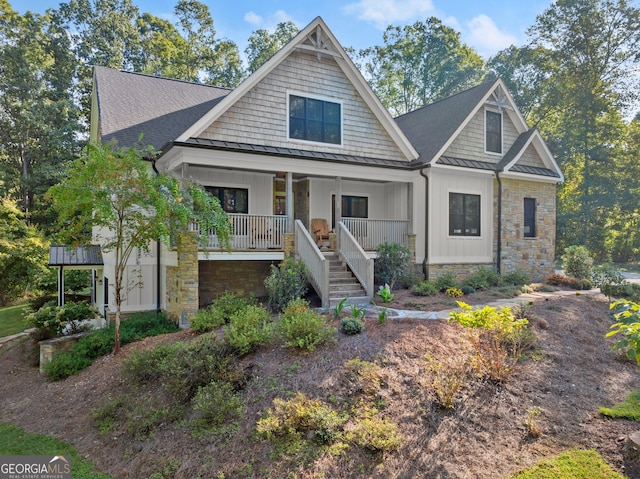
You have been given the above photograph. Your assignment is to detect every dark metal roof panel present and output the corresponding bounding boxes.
[49,245,104,267]
[510,164,561,178]
[437,156,497,171]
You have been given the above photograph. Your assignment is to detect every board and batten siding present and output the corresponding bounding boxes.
[443,107,521,163]
[200,50,408,162]
[308,178,410,224]
[184,167,274,215]
[428,169,493,264]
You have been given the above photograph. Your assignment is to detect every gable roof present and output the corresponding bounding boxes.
[395,79,498,165]
[93,66,229,151]
[177,16,418,161]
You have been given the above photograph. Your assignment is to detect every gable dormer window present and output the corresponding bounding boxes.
[289,94,342,145]
[485,109,502,154]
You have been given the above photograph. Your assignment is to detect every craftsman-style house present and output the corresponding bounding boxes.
[89,16,562,320]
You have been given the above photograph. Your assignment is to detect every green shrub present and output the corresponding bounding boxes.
[192,380,243,429]
[461,285,476,295]
[562,245,593,280]
[374,242,412,290]
[44,312,178,381]
[607,300,640,364]
[278,298,336,351]
[425,356,470,409]
[450,302,528,333]
[377,283,393,303]
[264,258,309,312]
[26,301,98,339]
[190,307,225,333]
[502,269,531,286]
[463,266,499,290]
[433,271,459,292]
[591,265,627,299]
[224,305,274,355]
[341,317,364,335]
[257,392,346,444]
[412,280,439,296]
[346,416,402,453]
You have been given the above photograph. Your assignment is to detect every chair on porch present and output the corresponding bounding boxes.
[311,218,330,248]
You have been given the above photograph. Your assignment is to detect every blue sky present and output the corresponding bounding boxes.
[13,0,553,59]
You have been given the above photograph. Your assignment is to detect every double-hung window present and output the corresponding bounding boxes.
[524,198,536,238]
[485,109,502,154]
[449,193,480,237]
[289,94,341,145]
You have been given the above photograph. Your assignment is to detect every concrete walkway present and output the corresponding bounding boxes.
[362,288,603,321]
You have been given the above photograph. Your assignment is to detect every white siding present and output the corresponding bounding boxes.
[184,167,274,215]
[308,178,409,226]
[428,169,493,263]
[201,50,407,162]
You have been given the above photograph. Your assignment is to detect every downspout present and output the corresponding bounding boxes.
[419,167,430,280]
[495,170,503,275]
[152,160,161,314]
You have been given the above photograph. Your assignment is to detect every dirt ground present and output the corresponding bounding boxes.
[2,290,640,478]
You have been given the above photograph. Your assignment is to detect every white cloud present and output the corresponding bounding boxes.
[465,14,518,57]
[243,11,263,26]
[243,9,298,32]
[342,0,435,29]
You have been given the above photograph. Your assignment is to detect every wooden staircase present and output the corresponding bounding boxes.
[324,252,369,307]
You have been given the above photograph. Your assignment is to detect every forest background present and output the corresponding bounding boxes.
[1,0,640,305]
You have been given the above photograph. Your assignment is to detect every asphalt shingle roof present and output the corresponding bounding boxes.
[394,79,498,165]
[94,66,229,151]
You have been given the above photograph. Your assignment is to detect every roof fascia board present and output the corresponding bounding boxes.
[502,130,564,182]
[430,78,530,163]
[177,17,418,161]
[158,145,418,183]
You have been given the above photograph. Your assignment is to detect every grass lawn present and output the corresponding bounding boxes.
[0,422,112,479]
[0,303,29,338]
[512,449,626,479]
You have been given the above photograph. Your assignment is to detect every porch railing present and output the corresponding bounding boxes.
[342,218,410,250]
[205,214,287,250]
[295,219,330,308]
[337,222,374,298]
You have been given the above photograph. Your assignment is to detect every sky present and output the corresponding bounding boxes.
[13,0,554,59]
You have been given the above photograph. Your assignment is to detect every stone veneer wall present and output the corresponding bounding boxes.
[165,233,198,326]
[495,178,556,282]
[427,263,495,282]
[199,260,275,307]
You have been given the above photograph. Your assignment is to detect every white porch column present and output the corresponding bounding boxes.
[286,172,294,233]
[335,176,342,226]
[407,181,414,232]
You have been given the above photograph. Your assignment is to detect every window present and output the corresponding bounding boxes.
[449,193,480,237]
[331,195,368,228]
[486,110,502,154]
[205,187,248,214]
[289,94,341,144]
[524,198,536,238]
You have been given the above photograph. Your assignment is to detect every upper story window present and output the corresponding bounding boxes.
[205,186,248,214]
[449,192,480,237]
[485,109,502,154]
[524,198,536,238]
[289,94,342,145]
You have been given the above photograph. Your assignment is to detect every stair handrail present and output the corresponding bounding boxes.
[294,220,330,308]
[337,221,374,298]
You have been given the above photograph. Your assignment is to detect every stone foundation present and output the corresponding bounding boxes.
[426,263,495,282]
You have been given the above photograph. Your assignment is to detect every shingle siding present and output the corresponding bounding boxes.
[443,107,520,164]
[201,50,407,162]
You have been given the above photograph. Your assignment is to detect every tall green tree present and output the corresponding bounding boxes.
[0,198,48,306]
[48,142,231,353]
[527,0,640,253]
[359,18,486,116]
[0,4,80,229]
[245,21,299,73]
[173,0,243,87]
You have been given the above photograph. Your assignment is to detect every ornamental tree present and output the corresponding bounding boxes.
[48,141,230,353]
